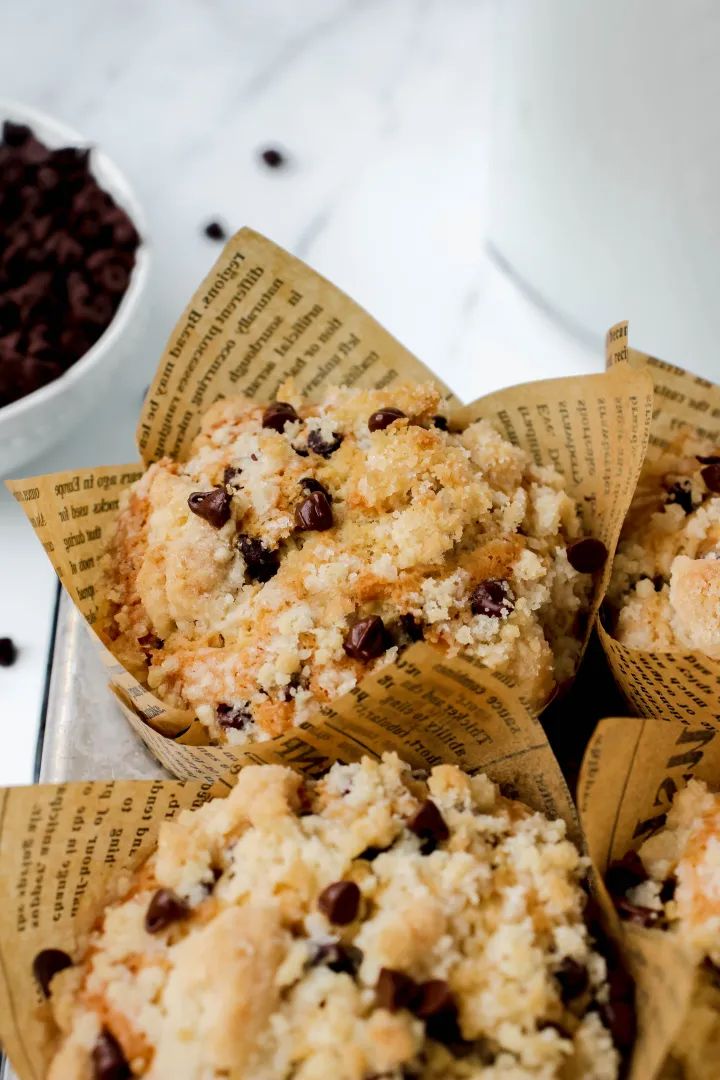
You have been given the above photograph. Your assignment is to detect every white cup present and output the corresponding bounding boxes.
[489,0,720,377]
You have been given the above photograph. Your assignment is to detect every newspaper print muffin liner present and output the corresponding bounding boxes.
[579,711,720,1078]
[601,321,720,728]
[7,231,652,780]
[0,652,586,1080]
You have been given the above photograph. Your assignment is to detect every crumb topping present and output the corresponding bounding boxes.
[46,754,618,1079]
[100,382,590,744]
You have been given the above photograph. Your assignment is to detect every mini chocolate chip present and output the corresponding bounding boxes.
[425,1010,464,1045]
[357,843,392,861]
[697,454,720,465]
[665,479,695,514]
[343,615,388,661]
[555,957,589,1000]
[399,613,424,642]
[432,415,448,430]
[91,1029,130,1080]
[216,703,252,730]
[470,579,514,618]
[0,637,18,666]
[295,490,334,531]
[408,800,449,855]
[376,967,419,1011]
[310,941,363,975]
[203,220,227,241]
[300,476,332,501]
[187,487,231,528]
[307,428,343,457]
[605,851,646,896]
[138,632,163,652]
[415,980,455,1018]
[701,463,720,493]
[144,888,190,933]
[613,896,663,927]
[32,948,72,997]
[414,980,461,1043]
[660,876,676,903]
[262,401,298,432]
[223,465,241,485]
[281,671,304,702]
[260,147,285,168]
[236,534,280,582]
[318,880,360,925]
[566,537,608,573]
[293,446,309,457]
[368,407,406,432]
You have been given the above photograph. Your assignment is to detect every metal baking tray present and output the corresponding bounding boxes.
[36,587,167,784]
[2,588,166,1080]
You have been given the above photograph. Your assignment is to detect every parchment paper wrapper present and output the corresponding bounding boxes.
[579,712,720,1078]
[0,653,579,1080]
[7,231,652,776]
[601,321,720,727]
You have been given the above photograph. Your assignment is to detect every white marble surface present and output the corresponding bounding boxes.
[0,0,599,785]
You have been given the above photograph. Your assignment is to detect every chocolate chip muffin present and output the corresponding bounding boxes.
[607,779,720,958]
[42,755,619,1079]
[100,381,597,743]
[609,430,720,654]
[606,780,720,1078]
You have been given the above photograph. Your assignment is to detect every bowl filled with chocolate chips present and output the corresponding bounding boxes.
[0,100,149,474]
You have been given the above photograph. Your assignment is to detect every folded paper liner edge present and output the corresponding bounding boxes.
[579,712,720,1079]
[601,320,720,728]
[6,230,653,776]
[0,644,578,1080]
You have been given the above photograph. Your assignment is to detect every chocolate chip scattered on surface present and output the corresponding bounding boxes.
[259,146,286,168]
[0,636,18,666]
[203,220,227,241]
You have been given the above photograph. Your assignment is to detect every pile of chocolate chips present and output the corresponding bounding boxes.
[0,120,141,408]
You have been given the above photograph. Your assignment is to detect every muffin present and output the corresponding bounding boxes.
[608,779,720,956]
[609,429,720,654]
[42,754,619,1079]
[606,779,720,1078]
[100,381,598,744]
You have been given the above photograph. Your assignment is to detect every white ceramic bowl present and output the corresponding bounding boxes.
[0,100,150,476]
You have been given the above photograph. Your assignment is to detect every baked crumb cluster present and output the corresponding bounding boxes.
[609,429,720,654]
[100,381,594,744]
[44,755,619,1079]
